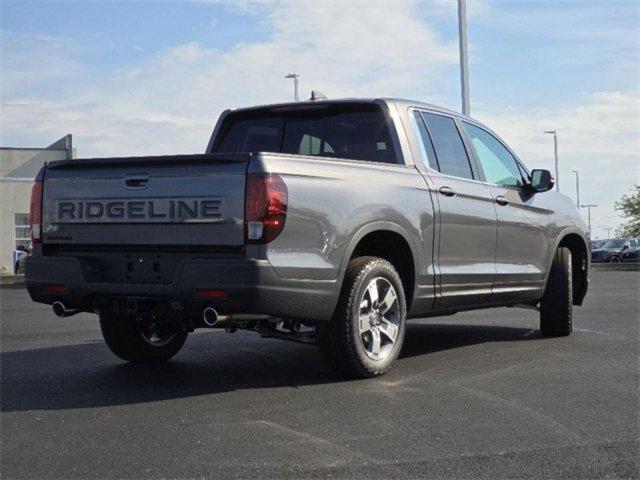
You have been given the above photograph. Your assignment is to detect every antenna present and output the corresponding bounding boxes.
[309,90,327,101]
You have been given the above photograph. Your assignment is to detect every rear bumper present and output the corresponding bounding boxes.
[25,255,338,322]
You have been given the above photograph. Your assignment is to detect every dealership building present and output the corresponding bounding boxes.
[0,135,75,275]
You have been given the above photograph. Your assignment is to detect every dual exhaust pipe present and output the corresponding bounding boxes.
[53,301,229,327]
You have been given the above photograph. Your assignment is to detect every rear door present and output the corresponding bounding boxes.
[459,121,551,303]
[42,154,248,247]
[413,110,498,309]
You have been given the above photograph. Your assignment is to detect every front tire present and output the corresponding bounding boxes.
[99,312,188,363]
[318,256,407,378]
[540,247,573,337]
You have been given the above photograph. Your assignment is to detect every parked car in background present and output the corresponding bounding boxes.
[590,239,609,250]
[591,238,639,263]
[621,246,640,263]
[14,245,30,274]
[16,250,30,274]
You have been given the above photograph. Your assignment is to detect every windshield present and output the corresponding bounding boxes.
[601,239,626,249]
[213,104,397,164]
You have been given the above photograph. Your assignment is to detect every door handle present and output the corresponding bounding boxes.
[439,186,457,197]
[495,195,510,206]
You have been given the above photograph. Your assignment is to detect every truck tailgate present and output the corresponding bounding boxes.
[42,154,249,246]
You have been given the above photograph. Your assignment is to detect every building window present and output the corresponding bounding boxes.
[15,213,30,250]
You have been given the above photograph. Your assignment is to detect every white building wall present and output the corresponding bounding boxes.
[0,136,74,274]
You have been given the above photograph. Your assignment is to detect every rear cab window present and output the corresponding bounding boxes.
[213,103,398,164]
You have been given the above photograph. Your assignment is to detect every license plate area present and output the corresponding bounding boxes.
[122,253,168,284]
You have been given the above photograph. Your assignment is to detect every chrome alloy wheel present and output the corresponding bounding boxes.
[139,319,176,347]
[358,277,400,360]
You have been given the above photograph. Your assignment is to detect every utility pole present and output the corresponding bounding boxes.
[457,0,470,115]
[572,170,580,208]
[285,73,300,102]
[544,130,559,192]
[604,227,613,238]
[581,204,597,238]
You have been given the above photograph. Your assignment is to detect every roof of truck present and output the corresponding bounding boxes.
[228,97,468,121]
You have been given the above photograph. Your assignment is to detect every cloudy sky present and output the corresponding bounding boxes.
[1,0,638,238]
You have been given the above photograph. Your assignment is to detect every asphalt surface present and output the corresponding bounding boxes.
[1,271,638,479]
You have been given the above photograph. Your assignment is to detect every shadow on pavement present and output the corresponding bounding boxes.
[1,323,540,412]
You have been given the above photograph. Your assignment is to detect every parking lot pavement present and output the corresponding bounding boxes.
[1,271,638,479]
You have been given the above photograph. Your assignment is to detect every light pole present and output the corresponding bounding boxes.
[285,73,299,102]
[581,204,597,238]
[604,227,613,238]
[544,130,559,192]
[457,0,470,115]
[572,170,580,208]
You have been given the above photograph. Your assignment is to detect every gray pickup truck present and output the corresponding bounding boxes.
[25,98,589,378]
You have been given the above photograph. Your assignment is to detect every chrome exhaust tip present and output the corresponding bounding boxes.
[52,301,79,318]
[203,307,219,327]
[51,301,80,318]
[52,301,66,318]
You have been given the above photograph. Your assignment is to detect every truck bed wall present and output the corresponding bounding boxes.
[249,152,436,314]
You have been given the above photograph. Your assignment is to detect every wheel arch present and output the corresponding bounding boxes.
[547,228,590,306]
[340,222,419,310]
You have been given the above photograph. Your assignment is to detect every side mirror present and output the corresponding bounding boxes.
[529,169,554,192]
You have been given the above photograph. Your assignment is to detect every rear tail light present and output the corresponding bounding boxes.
[196,289,228,299]
[43,284,68,294]
[30,180,43,244]
[245,173,287,244]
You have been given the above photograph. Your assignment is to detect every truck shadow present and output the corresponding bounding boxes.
[1,323,541,412]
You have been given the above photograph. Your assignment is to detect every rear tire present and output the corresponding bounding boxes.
[99,312,188,363]
[318,256,406,378]
[540,247,573,337]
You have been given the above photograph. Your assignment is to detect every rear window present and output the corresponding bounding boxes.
[213,104,397,164]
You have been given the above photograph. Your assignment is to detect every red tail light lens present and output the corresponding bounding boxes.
[43,284,68,294]
[245,173,287,244]
[30,180,43,244]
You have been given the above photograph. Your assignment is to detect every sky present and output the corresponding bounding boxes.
[1,0,638,239]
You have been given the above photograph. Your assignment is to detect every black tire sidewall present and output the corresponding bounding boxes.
[345,259,407,375]
[100,313,187,363]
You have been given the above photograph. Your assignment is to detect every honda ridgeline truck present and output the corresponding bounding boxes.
[25,99,589,378]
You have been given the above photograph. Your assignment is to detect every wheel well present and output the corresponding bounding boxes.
[350,230,415,309]
[558,233,588,305]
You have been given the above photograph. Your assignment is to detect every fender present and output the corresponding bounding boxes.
[337,220,422,296]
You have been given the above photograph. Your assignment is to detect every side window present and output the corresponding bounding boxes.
[421,112,474,180]
[412,111,438,169]
[462,122,524,187]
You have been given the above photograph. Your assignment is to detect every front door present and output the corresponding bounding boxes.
[460,121,551,303]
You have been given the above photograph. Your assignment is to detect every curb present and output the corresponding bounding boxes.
[591,263,640,272]
[0,275,25,285]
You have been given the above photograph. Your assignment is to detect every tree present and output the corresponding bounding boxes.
[615,185,640,237]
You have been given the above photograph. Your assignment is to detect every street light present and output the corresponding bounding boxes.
[581,204,597,238]
[285,73,300,102]
[572,170,580,208]
[457,0,470,115]
[544,130,559,192]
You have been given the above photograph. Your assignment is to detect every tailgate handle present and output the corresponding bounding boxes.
[125,173,150,189]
